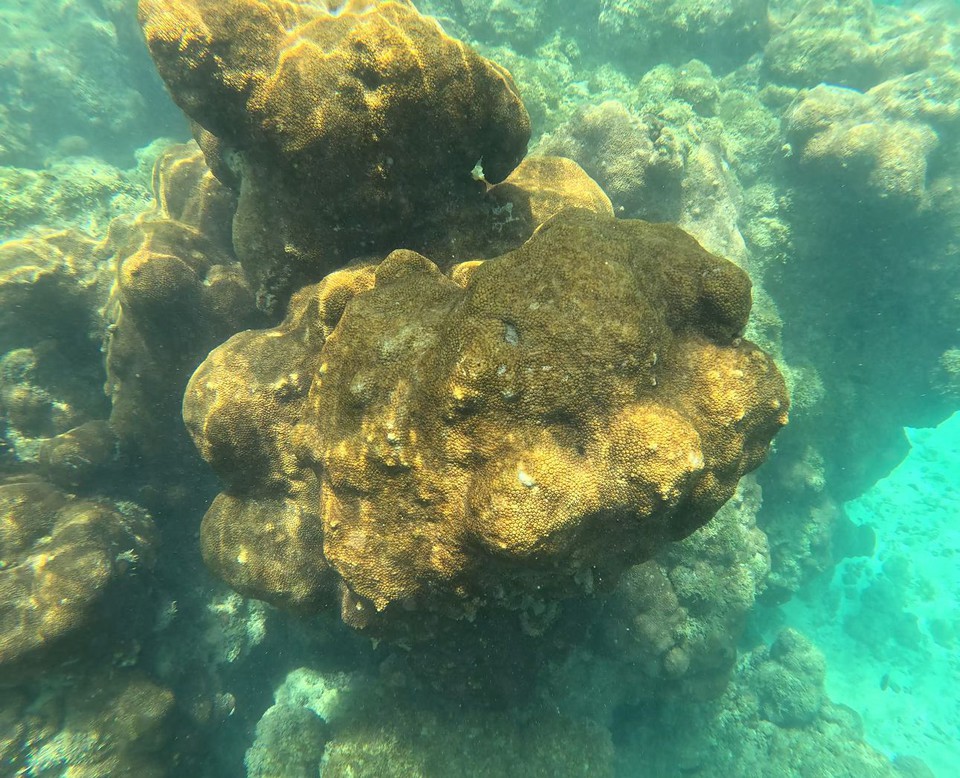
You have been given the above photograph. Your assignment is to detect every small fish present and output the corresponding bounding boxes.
[880,673,902,692]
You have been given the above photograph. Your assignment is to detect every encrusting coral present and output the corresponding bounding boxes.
[185,208,788,635]
[138,0,532,309]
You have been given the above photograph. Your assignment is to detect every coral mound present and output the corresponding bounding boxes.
[784,84,938,206]
[185,208,788,635]
[0,478,156,673]
[139,0,531,308]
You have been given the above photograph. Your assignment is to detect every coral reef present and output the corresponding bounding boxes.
[540,476,769,727]
[1,141,263,510]
[0,232,113,464]
[538,100,685,220]
[763,0,958,91]
[0,0,182,167]
[139,0,531,308]
[613,629,911,776]
[599,0,770,73]
[426,0,557,52]
[783,84,938,206]
[0,0,956,774]
[596,478,770,699]
[322,702,614,777]
[185,207,787,636]
[103,142,264,482]
[0,153,156,239]
[534,60,780,275]
[0,478,156,676]
[0,669,175,777]
[248,666,614,778]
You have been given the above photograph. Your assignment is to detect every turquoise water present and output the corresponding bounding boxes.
[780,411,960,777]
[1,0,958,776]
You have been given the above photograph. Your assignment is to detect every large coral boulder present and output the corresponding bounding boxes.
[184,209,788,635]
[139,0,531,308]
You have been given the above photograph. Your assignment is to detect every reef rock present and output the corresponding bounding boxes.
[0,668,175,776]
[184,208,788,637]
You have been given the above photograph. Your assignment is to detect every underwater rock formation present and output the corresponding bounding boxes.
[783,84,938,207]
[104,142,264,477]
[185,207,788,635]
[599,0,770,72]
[0,478,156,676]
[139,0,531,309]
[0,668,175,777]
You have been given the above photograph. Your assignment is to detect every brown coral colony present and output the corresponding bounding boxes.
[139,0,789,636]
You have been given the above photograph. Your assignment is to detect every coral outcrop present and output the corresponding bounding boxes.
[185,208,788,635]
[104,142,263,475]
[783,84,938,206]
[538,100,684,220]
[139,0,531,308]
[0,478,156,676]
[596,478,770,699]
[0,669,175,777]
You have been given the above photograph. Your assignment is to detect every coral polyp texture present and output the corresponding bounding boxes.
[184,208,789,635]
[138,0,531,308]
